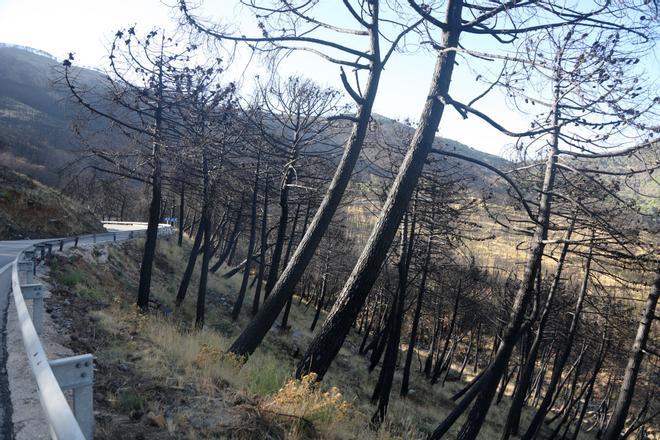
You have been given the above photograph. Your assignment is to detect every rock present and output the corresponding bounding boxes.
[146,412,166,428]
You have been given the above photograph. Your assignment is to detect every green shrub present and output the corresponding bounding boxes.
[118,390,144,414]
[77,286,101,300]
[59,271,82,287]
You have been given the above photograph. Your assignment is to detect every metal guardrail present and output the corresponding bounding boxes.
[3,224,173,439]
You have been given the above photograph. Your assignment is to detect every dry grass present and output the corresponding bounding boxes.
[45,235,601,439]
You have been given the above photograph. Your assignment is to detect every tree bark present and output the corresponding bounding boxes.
[175,217,205,307]
[232,156,260,320]
[252,173,270,315]
[295,0,463,380]
[401,235,432,396]
[521,245,593,440]
[279,202,302,330]
[602,267,659,440]
[136,59,164,312]
[502,218,575,439]
[178,182,185,246]
[227,12,385,357]
[371,216,410,425]
[431,75,562,440]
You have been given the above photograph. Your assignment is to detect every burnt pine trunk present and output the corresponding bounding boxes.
[210,203,244,273]
[430,78,562,440]
[473,322,481,374]
[194,144,212,329]
[175,218,205,307]
[178,182,185,246]
[401,235,432,396]
[252,173,270,315]
[227,8,385,357]
[431,286,461,384]
[424,303,442,377]
[264,160,295,299]
[310,267,329,332]
[458,329,474,382]
[502,218,576,439]
[602,267,659,440]
[521,244,593,440]
[279,202,303,330]
[136,58,164,312]
[232,156,260,320]
[295,0,463,380]
[371,217,410,425]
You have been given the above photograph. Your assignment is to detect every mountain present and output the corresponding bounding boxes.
[0,44,510,188]
[0,44,105,185]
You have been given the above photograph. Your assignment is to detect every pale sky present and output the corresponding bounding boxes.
[2,0,655,158]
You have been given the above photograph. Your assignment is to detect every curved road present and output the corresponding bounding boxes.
[0,224,161,439]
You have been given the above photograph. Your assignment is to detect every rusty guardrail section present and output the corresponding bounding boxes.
[2,223,172,439]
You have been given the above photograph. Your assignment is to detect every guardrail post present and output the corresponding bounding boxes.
[60,240,64,251]
[18,260,34,284]
[49,354,94,440]
[22,284,44,334]
[46,243,53,256]
[74,237,79,248]
[113,233,117,242]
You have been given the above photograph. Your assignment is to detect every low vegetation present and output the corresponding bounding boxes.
[44,237,601,439]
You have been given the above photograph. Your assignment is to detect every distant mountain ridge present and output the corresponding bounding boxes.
[0,44,508,190]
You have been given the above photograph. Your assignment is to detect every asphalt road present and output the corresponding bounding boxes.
[0,225,157,439]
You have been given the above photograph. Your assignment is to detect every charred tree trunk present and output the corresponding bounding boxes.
[210,203,244,273]
[178,182,185,246]
[264,164,294,299]
[295,3,463,380]
[425,307,442,377]
[227,14,386,357]
[136,60,164,312]
[280,202,302,330]
[310,252,330,332]
[371,218,410,425]
[175,218,205,307]
[502,219,575,439]
[458,330,474,382]
[431,287,461,385]
[521,245,593,440]
[401,235,432,396]
[232,157,260,320]
[473,322,481,374]
[602,267,659,440]
[430,81,561,440]
[195,147,211,329]
[252,173,270,315]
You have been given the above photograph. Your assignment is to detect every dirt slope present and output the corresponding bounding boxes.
[0,166,104,239]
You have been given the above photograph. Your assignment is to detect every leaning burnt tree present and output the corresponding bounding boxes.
[177,0,427,357]
[172,66,239,328]
[290,1,656,437]
[63,28,206,311]
[237,75,343,320]
[432,22,657,440]
[603,267,659,439]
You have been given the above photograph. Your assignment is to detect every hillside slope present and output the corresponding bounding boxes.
[0,166,104,239]
[0,44,509,188]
